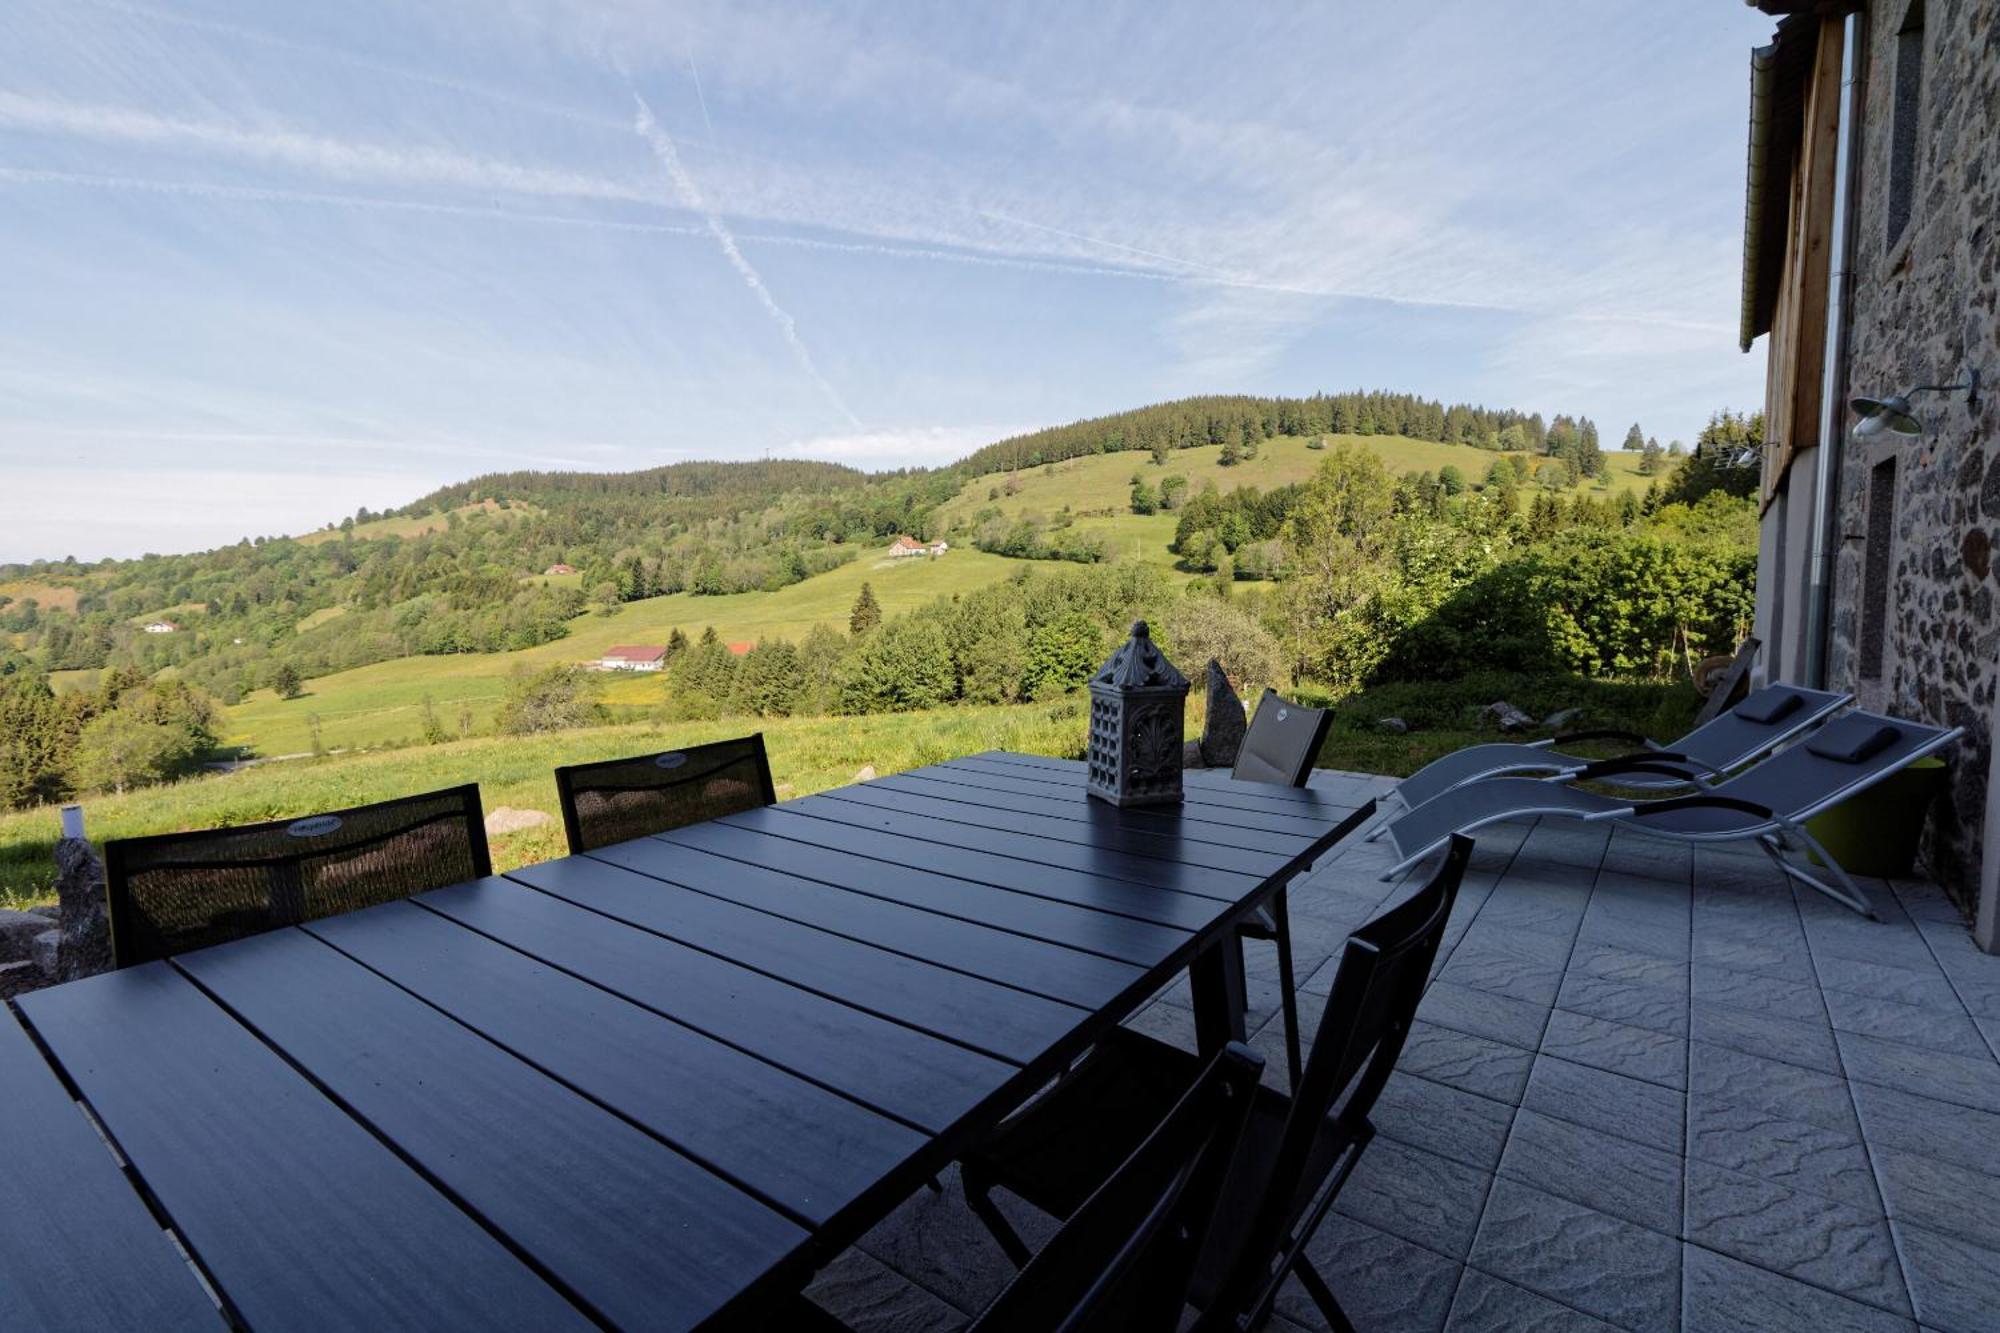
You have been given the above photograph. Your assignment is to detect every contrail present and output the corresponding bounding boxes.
[687,55,716,145]
[630,92,861,429]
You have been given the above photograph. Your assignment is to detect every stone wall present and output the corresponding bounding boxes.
[1828,0,2000,910]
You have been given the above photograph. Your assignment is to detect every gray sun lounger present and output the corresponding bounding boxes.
[1383,683,1851,814]
[1380,710,1962,917]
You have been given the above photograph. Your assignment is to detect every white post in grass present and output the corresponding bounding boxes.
[59,804,85,840]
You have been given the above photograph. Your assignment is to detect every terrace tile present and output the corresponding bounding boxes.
[807,798,2000,1333]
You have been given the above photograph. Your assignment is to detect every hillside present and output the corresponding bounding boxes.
[940,432,1655,528]
[3,387,1687,767]
[222,546,1069,754]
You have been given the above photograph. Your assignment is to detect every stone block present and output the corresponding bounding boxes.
[1197,659,1246,768]
[0,909,51,962]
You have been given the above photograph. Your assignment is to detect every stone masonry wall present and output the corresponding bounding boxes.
[1829,0,2000,910]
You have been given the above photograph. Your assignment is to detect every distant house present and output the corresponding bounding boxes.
[544,563,576,576]
[597,644,666,672]
[726,641,754,657]
[141,620,178,634]
[887,536,949,558]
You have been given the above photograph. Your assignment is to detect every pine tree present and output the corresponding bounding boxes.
[664,627,689,664]
[1219,438,1243,467]
[849,583,882,636]
[272,662,304,700]
[1622,423,1646,452]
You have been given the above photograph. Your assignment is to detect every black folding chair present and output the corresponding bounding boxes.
[1231,689,1337,1090]
[962,836,1472,1332]
[553,734,776,854]
[104,784,490,968]
[790,1043,1265,1333]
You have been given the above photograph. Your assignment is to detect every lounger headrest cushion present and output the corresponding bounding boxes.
[1732,687,1804,726]
[1804,717,1900,765]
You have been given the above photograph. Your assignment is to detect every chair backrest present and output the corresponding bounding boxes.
[1690,636,1760,728]
[1673,682,1849,774]
[1649,710,1962,835]
[104,784,490,968]
[554,734,776,854]
[969,1043,1264,1333]
[1212,835,1471,1321]
[1232,690,1334,788]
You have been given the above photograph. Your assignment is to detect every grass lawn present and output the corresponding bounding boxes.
[0,701,1094,907]
[224,548,1075,755]
[936,434,1655,530]
[5,669,1705,910]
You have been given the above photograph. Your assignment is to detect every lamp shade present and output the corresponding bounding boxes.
[1850,394,1923,438]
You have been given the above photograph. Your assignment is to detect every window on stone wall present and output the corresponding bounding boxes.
[1860,457,1898,680]
[1886,0,1926,253]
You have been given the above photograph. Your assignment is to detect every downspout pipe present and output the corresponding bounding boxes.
[1802,10,1866,690]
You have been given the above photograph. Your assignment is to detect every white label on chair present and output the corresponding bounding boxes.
[287,815,344,838]
[654,753,688,769]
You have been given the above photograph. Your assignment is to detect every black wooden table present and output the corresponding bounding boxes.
[5,752,1370,1331]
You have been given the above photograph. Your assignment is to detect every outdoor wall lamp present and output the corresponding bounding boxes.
[1851,369,1981,440]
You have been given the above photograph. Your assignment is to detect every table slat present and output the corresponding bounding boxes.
[17,965,593,1333]
[869,771,1317,858]
[176,928,807,1330]
[306,901,927,1230]
[783,795,1256,902]
[510,856,1084,1064]
[588,836,1145,1006]
[418,878,1011,1133]
[0,1008,219,1332]
[964,751,1365,818]
[916,760,1341,837]
[718,806,1219,931]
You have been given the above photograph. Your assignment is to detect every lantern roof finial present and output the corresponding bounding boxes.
[1092,619,1190,691]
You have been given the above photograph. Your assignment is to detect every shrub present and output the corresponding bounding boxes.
[494,665,604,735]
[1159,596,1284,693]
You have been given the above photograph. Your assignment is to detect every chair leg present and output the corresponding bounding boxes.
[1757,830,1879,919]
[962,1172,1034,1268]
[1293,1257,1357,1333]
[1271,889,1303,1091]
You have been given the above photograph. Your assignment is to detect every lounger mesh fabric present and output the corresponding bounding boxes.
[1384,712,1960,856]
[1232,690,1333,787]
[1389,683,1848,810]
[555,734,776,853]
[105,784,490,968]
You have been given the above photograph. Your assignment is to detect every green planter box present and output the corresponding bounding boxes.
[1806,756,1947,878]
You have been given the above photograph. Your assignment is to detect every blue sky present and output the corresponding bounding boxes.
[0,0,1774,562]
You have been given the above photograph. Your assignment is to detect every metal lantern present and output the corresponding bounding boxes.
[1086,620,1191,807]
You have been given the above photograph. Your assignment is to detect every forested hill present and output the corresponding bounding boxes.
[0,386,1641,715]
[958,391,1604,477]
[403,459,869,511]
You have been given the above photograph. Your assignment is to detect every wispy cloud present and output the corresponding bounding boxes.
[0,91,659,204]
[631,90,862,430]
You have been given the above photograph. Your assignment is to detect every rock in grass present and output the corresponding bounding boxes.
[31,929,59,979]
[1543,707,1585,731]
[53,840,113,983]
[0,910,51,963]
[1197,661,1247,768]
[1485,701,1535,732]
[854,765,878,782]
[1376,717,1409,735]
[484,806,553,836]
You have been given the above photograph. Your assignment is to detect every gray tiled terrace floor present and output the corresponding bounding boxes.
[804,770,2000,1332]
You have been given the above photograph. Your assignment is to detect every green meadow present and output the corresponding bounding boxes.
[223,547,1074,754]
[0,701,1094,907]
